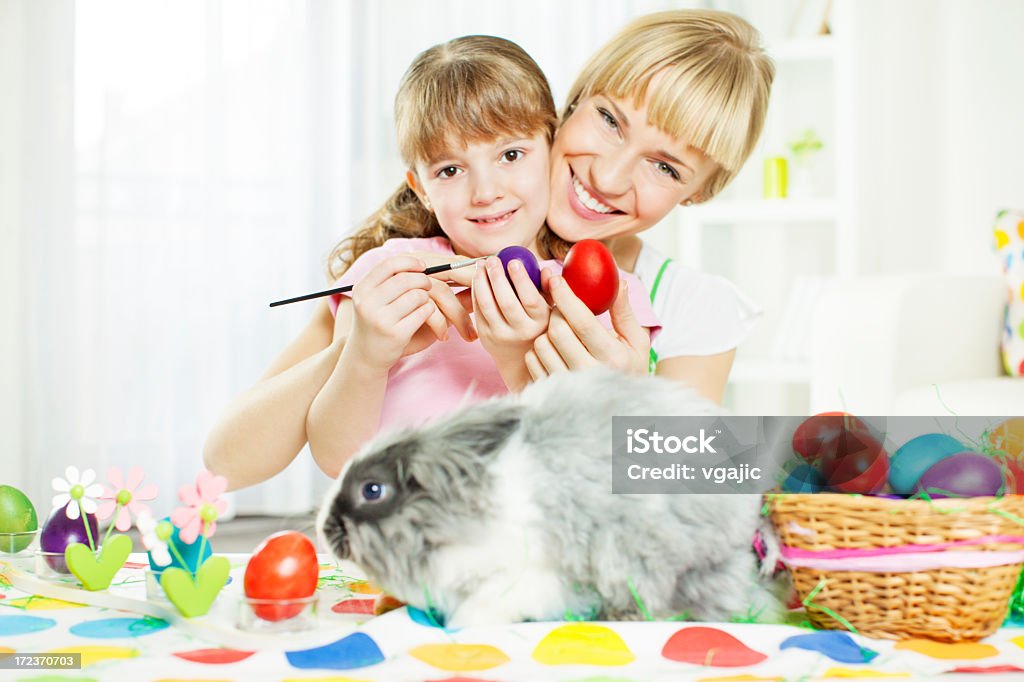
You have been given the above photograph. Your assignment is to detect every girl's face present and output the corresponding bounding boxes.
[408,133,550,258]
[547,91,718,243]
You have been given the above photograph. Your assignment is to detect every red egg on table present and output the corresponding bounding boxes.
[496,245,541,290]
[244,531,319,621]
[914,451,1005,498]
[39,504,99,573]
[561,239,619,315]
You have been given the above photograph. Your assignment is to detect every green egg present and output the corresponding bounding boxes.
[0,484,39,553]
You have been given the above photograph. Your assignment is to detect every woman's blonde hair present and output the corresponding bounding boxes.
[328,35,570,280]
[564,10,775,201]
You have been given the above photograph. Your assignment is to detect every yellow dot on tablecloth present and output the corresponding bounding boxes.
[532,623,635,666]
[1018,220,1024,241]
[46,645,138,667]
[996,229,1010,250]
[410,643,511,671]
[6,596,86,610]
[1010,634,1024,649]
[697,675,783,681]
[820,669,911,679]
[894,639,998,660]
[0,647,13,654]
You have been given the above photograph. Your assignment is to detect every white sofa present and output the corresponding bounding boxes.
[808,274,1024,415]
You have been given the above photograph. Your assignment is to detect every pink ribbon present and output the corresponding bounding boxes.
[780,535,1024,572]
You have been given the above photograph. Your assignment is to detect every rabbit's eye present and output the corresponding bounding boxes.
[361,481,386,502]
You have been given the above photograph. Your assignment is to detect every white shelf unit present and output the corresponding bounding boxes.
[673,2,857,415]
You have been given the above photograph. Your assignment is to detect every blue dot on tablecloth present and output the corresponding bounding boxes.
[69,617,169,639]
[407,605,452,629]
[780,631,879,663]
[285,632,385,670]
[0,615,57,635]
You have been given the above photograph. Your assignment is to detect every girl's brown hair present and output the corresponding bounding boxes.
[564,10,775,201]
[328,35,570,281]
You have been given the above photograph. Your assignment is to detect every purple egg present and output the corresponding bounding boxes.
[496,246,541,290]
[914,451,1005,498]
[39,504,99,573]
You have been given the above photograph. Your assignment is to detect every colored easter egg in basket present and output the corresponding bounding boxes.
[820,431,889,494]
[39,504,99,573]
[148,516,213,573]
[0,485,38,553]
[782,463,826,493]
[791,413,871,463]
[987,417,1024,457]
[914,451,1005,498]
[244,531,319,622]
[561,239,619,315]
[888,433,965,495]
[496,245,541,290]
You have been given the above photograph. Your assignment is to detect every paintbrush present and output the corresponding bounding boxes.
[269,255,488,307]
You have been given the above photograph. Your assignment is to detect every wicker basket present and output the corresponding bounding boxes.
[769,493,1024,641]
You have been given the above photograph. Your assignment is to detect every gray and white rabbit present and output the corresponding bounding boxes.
[318,368,781,628]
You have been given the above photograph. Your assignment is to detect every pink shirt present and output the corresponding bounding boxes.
[330,237,661,435]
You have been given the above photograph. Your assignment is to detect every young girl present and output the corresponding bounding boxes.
[205,35,659,486]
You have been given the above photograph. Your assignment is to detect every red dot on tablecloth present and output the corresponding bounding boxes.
[662,627,768,667]
[952,665,1024,674]
[331,598,376,615]
[172,648,256,664]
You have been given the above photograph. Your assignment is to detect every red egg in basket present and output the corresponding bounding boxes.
[820,430,890,494]
[792,413,871,464]
[244,531,319,621]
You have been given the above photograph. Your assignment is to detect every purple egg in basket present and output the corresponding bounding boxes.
[913,451,1005,499]
[496,245,541,290]
[39,503,99,573]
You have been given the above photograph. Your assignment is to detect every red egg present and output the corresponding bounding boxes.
[822,433,890,494]
[561,240,619,315]
[244,531,319,621]
[791,413,870,463]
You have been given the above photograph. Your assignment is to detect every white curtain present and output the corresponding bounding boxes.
[3,0,683,517]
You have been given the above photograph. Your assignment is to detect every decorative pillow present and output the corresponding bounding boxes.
[995,209,1024,376]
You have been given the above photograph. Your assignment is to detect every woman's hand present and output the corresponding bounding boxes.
[472,256,550,389]
[524,275,650,380]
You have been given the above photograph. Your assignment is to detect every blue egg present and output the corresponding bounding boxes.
[148,516,213,573]
[888,433,965,494]
[783,463,826,493]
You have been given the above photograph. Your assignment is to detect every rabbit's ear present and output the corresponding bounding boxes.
[408,409,522,494]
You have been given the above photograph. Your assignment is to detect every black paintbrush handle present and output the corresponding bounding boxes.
[269,256,487,307]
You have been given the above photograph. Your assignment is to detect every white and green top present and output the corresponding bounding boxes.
[634,241,762,374]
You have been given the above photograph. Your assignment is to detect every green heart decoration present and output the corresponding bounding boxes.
[65,534,133,591]
[159,555,230,618]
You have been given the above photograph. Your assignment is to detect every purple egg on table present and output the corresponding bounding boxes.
[496,245,541,290]
[39,503,99,573]
[914,451,1005,499]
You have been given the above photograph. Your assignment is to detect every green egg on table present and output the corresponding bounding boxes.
[0,484,39,553]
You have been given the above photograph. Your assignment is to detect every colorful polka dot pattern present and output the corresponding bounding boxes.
[995,210,1024,376]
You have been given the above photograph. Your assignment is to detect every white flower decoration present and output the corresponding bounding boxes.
[51,466,104,520]
[136,510,172,567]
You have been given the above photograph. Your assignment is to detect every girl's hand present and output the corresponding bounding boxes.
[524,276,650,380]
[344,256,448,372]
[473,256,550,389]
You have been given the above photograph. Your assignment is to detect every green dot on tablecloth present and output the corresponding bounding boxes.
[69,617,169,639]
[0,614,56,635]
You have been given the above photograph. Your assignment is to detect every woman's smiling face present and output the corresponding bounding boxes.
[546,90,718,244]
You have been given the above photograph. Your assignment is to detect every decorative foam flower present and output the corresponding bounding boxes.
[136,510,172,567]
[171,470,228,545]
[97,466,159,531]
[51,466,104,520]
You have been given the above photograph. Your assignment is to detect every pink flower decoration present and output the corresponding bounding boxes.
[171,470,229,545]
[97,466,159,531]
